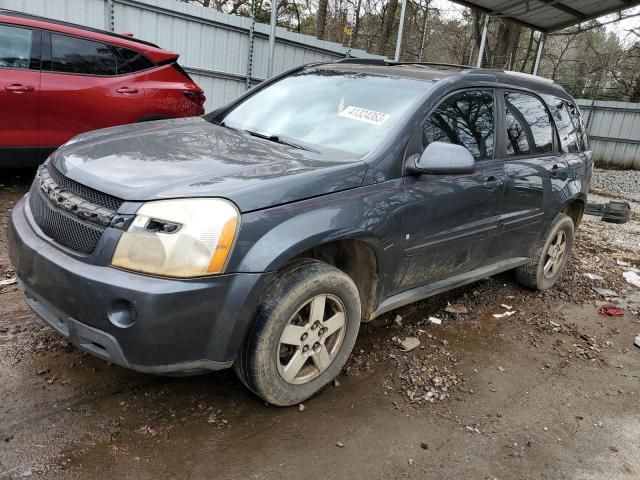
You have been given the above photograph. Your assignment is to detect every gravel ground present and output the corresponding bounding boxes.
[1,168,640,480]
[592,168,640,202]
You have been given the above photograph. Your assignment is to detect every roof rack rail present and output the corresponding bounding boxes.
[335,58,476,69]
[502,70,554,84]
[335,58,394,65]
[394,62,475,69]
[0,8,160,49]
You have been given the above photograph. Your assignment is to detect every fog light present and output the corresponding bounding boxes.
[108,299,137,328]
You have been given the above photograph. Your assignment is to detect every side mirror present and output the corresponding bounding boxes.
[407,141,476,175]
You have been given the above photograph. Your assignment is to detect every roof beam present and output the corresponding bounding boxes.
[448,0,640,33]
[448,0,550,32]
[548,0,640,32]
[536,0,588,20]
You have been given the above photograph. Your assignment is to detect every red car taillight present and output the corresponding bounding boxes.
[184,90,206,106]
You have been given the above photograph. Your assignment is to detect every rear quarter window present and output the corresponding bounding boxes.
[550,99,580,153]
[114,46,154,74]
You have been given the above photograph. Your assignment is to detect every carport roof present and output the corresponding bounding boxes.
[448,0,640,33]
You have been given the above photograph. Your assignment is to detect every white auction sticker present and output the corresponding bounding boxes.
[338,106,390,126]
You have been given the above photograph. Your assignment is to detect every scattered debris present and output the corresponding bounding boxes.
[399,337,421,352]
[394,315,403,327]
[584,273,604,281]
[135,425,157,436]
[395,360,462,405]
[500,304,513,310]
[336,441,344,448]
[493,311,516,318]
[497,366,506,372]
[623,271,640,289]
[616,259,631,267]
[445,304,469,314]
[0,276,17,287]
[597,304,625,317]
[593,288,619,298]
[333,378,341,388]
[428,316,442,325]
[298,404,306,412]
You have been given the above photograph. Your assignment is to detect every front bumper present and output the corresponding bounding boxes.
[8,196,273,374]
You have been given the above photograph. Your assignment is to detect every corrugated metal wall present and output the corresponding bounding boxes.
[2,0,383,110]
[577,99,640,170]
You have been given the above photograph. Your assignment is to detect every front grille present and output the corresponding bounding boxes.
[46,163,123,211]
[28,164,122,255]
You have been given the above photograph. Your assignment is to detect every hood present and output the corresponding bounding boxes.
[52,117,367,212]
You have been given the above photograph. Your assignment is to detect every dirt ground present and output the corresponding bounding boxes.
[1,168,639,480]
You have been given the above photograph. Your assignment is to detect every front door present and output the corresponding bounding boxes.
[0,24,40,166]
[399,89,504,291]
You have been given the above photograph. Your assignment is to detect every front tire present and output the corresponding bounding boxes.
[516,213,574,290]
[235,260,361,406]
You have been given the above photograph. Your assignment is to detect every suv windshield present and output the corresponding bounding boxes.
[220,69,431,156]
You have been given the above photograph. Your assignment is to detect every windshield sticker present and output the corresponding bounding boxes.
[338,106,390,126]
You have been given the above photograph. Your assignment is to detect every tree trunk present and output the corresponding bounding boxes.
[352,0,362,46]
[317,0,329,40]
[492,20,521,69]
[378,0,398,55]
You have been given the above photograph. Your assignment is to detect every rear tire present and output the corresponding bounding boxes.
[235,260,361,406]
[516,213,574,290]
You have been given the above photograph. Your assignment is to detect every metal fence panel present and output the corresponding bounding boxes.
[2,0,383,110]
[577,99,640,170]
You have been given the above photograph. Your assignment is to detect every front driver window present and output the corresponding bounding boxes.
[423,90,494,161]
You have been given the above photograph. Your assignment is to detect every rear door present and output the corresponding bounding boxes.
[399,88,505,291]
[495,90,564,259]
[0,24,41,165]
[40,32,146,149]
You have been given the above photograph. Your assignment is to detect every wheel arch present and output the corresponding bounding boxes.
[562,194,586,228]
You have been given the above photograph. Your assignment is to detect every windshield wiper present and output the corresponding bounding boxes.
[243,129,313,152]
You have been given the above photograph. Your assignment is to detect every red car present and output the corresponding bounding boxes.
[0,9,205,166]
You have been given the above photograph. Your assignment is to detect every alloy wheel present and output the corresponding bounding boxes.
[543,230,567,279]
[276,294,347,385]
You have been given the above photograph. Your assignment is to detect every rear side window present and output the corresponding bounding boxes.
[51,34,117,75]
[114,47,154,74]
[504,92,553,157]
[423,89,495,160]
[551,99,580,153]
[0,24,32,69]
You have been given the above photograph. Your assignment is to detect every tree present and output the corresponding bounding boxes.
[317,0,329,39]
[378,0,398,55]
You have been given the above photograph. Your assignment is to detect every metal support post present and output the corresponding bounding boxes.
[267,0,277,78]
[532,32,546,75]
[476,13,489,68]
[394,0,407,62]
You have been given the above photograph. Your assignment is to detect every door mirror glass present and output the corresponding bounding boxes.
[410,141,475,175]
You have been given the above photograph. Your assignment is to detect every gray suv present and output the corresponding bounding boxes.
[8,60,592,406]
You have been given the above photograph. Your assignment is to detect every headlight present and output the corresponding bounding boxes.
[111,198,240,278]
